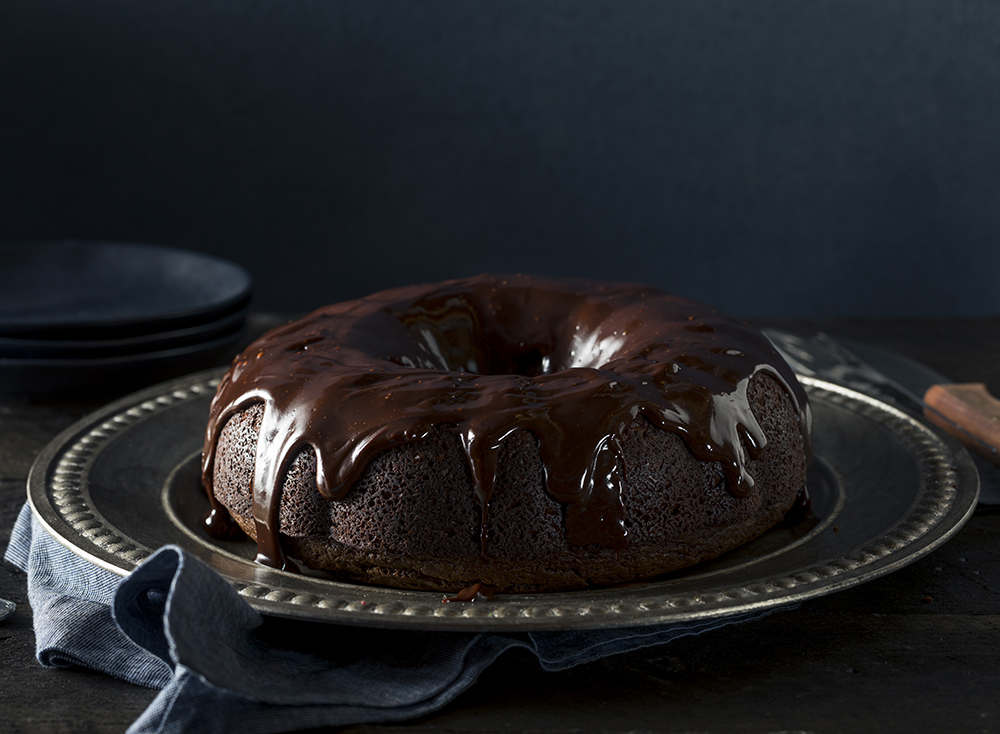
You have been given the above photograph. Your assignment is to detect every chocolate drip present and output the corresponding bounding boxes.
[201,275,810,570]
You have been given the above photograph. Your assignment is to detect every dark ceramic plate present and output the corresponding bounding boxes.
[0,329,244,395]
[26,370,979,630]
[0,241,251,338]
[0,308,247,359]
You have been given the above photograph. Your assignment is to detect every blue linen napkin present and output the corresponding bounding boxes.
[4,503,770,734]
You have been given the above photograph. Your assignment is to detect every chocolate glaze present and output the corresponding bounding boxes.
[201,275,810,570]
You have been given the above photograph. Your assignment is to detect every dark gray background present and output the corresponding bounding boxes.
[2,0,998,317]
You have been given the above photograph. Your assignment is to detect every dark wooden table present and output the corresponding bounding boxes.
[2,317,998,733]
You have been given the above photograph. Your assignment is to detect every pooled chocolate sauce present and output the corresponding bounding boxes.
[442,582,498,603]
[201,275,810,570]
[203,506,244,540]
[784,486,813,526]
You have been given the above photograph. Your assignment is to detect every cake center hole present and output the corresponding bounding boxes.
[392,320,558,376]
[496,346,552,377]
[392,291,624,376]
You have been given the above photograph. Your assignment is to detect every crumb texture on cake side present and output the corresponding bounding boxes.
[212,371,805,591]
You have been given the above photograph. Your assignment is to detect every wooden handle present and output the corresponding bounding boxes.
[923,383,1000,464]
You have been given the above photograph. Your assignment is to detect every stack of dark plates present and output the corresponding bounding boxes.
[0,241,251,395]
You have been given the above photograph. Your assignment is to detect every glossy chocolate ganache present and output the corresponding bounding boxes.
[201,275,810,572]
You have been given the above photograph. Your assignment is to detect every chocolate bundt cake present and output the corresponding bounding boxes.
[201,275,810,592]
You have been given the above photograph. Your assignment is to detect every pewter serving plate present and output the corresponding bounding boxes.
[27,369,979,631]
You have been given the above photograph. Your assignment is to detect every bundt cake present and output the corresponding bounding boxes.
[201,275,810,592]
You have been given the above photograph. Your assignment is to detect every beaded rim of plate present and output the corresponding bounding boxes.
[27,369,978,629]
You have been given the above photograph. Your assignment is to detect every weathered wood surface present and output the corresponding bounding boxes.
[1,317,998,733]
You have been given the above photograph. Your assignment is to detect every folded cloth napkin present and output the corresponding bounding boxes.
[4,504,772,734]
